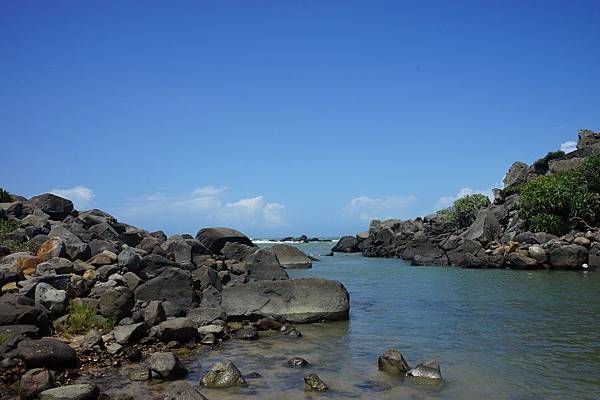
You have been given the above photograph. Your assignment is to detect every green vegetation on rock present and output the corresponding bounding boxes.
[533,151,566,171]
[437,194,491,228]
[520,154,600,235]
[0,187,11,203]
[54,301,114,336]
[0,219,37,253]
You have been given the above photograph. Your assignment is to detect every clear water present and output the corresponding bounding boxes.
[5,241,600,399]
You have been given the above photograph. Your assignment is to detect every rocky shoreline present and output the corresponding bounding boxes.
[0,194,355,399]
[335,129,600,271]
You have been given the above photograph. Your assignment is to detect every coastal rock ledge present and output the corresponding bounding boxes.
[222,277,350,323]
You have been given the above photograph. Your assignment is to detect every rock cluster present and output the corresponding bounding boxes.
[0,191,350,398]
[346,130,600,270]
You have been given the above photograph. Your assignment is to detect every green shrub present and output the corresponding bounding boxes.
[436,194,491,228]
[579,153,600,192]
[0,334,7,346]
[520,169,600,235]
[533,151,565,171]
[0,187,11,203]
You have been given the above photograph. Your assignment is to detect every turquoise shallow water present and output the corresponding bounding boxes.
[4,241,600,399]
[242,241,600,400]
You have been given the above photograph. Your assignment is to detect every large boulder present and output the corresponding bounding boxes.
[548,244,588,269]
[195,227,255,254]
[157,317,198,343]
[271,244,312,269]
[331,236,360,253]
[461,209,501,243]
[503,161,528,187]
[134,268,195,306]
[29,194,73,221]
[577,129,600,151]
[17,338,78,369]
[222,278,350,323]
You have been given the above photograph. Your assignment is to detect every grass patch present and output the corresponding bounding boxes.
[0,219,38,253]
[0,333,7,346]
[55,301,114,336]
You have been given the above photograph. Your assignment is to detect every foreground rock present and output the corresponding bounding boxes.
[19,368,53,399]
[38,383,99,400]
[222,278,350,323]
[163,381,208,400]
[378,349,409,375]
[271,244,312,269]
[200,361,246,388]
[17,338,78,369]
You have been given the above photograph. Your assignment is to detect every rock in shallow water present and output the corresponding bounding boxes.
[407,360,443,381]
[164,380,208,400]
[304,373,328,392]
[287,357,309,368]
[19,368,53,400]
[200,360,246,388]
[378,349,409,375]
[222,277,350,323]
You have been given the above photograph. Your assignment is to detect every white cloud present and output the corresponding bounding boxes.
[343,195,417,221]
[560,140,577,154]
[50,186,95,209]
[122,187,286,228]
[435,187,495,210]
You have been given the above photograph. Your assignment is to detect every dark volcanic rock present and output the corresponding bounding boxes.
[332,236,360,253]
[98,287,134,322]
[304,373,328,392]
[195,227,255,254]
[17,338,78,369]
[29,194,74,221]
[548,244,588,269]
[134,267,195,306]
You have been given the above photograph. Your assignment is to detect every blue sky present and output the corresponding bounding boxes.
[1,1,599,237]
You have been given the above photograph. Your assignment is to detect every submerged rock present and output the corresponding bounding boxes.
[407,360,443,381]
[304,373,328,392]
[378,349,409,375]
[200,360,246,388]
[287,357,309,368]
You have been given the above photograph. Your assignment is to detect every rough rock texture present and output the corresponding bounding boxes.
[134,268,195,306]
[19,368,53,400]
[548,244,588,269]
[271,244,312,269]
[378,349,409,375]
[200,361,246,388]
[29,194,74,221]
[304,373,328,392]
[222,278,350,323]
[407,360,443,381]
